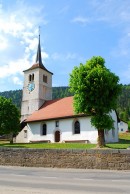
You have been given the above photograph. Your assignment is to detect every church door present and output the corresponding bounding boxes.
[55,130,60,142]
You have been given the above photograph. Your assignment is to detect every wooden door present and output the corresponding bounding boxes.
[55,131,60,142]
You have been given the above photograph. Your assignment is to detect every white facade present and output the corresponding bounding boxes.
[16,111,118,143]
[118,120,128,133]
[21,68,52,122]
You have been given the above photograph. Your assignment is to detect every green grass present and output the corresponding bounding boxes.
[106,132,130,149]
[0,141,96,149]
[0,133,130,149]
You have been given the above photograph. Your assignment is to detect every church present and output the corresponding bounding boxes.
[16,35,119,143]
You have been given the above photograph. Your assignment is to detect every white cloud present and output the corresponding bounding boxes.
[0,58,30,78]
[58,5,70,14]
[12,76,23,86]
[25,38,38,54]
[41,51,49,60]
[66,53,76,60]
[71,1,130,27]
[71,16,90,25]
[51,52,62,60]
[0,1,49,86]
[89,0,130,25]
[51,52,83,62]
[52,52,76,60]
[110,32,130,57]
[0,35,8,50]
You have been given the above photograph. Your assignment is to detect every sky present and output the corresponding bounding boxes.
[0,0,130,92]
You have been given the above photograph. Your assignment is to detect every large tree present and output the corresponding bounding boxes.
[0,96,20,143]
[69,56,122,147]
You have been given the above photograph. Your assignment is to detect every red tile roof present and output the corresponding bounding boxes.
[26,96,84,122]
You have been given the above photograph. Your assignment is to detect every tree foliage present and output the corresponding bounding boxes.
[0,96,20,143]
[69,56,122,147]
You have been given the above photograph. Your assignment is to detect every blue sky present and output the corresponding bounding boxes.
[0,0,130,91]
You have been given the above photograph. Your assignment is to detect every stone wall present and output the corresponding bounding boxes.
[0,148,130,170]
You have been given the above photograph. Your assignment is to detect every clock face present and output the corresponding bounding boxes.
[28,83,35,92]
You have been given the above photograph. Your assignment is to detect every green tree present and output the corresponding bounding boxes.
[69,56,122,147]
[0,96,20,143]
[128,121,130,131]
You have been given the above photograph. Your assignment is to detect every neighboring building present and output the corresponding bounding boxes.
[118,120,128,133]
[16,35,119,143]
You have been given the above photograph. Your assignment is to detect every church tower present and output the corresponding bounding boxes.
[21,34,53,122]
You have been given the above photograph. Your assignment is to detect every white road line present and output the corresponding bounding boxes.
[73,178,93,181]
[10,174,27,177]
[112,179,129,182]
[42,176,57,179]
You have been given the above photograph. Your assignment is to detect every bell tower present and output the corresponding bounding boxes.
[21,34,53,122]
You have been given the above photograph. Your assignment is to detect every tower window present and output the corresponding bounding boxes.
[32,73,34,81]
[41,124,47,135]
[43,75,47,83]
[74,120,80,134]
[29,74,31,82]
[29,74,34,82]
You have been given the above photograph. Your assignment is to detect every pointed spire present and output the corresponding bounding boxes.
[36,27,43,66]
[23,27,53,75]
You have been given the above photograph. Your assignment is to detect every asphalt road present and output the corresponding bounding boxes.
[0,166,130,194]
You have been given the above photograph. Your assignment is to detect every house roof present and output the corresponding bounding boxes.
[26,96,85,123]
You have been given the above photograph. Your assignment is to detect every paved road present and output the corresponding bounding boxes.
[0,166,130,194]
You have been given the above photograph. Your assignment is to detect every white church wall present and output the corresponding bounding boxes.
[104,110,118,143]
[16,125,32,143]
[16,111,118,143]
[26,117,100,143]
[29,121,54,142]
[58,117,98,143]
[21,117,97,143]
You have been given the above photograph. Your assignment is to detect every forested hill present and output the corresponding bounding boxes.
[0,87,73,110]
[0,85,130,121]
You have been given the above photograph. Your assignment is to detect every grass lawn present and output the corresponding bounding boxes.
[106,132,130,149]
[0,142,96,149]
[0,133,129,149]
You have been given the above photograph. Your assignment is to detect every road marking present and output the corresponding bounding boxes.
[112,179,129,182]
[10,174,27,177]
[42,176,57,179]
[73,178,93,181]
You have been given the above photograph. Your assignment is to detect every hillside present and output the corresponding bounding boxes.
[0,85,130,121]
[0,87,73,110]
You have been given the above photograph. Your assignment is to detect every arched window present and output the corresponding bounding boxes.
[41,124,47,135]
[29,74,31,82]
[32,73,34,81]
[43,75,47,83]
[29,74,34,82]
[74,121,80,134]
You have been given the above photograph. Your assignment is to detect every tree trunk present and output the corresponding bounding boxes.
[9,133,13,144]
[97,129,105,148]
